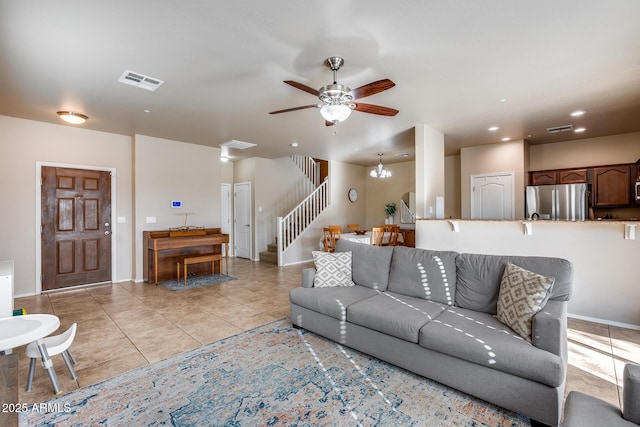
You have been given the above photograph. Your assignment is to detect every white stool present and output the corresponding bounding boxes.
[25,323,78,392]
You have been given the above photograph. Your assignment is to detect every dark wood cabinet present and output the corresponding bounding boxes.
[593,165,631,207]
[530,171,556,185]
[558,169,588,184]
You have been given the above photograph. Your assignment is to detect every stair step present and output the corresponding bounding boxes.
[266,243,278,252]
[259,250,278,264]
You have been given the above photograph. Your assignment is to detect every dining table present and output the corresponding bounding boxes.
[0,314,62,394]
[319,231,403,250]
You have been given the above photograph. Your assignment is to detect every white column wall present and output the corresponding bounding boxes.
[415,125,445,219]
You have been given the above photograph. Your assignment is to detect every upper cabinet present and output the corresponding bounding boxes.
[530,171,556,185]
[592,165,631,207]
[529,168,587,185]
[558,169,588,184]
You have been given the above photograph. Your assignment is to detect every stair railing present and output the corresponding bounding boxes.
[277,178,329,266]
[290,154,320,188]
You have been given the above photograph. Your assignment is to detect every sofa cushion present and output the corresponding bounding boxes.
[455,253,573,315]
[335,239,394,291]
[289,285,379,321]
[387,246,458,305]
[496,263,555,342]
[347,291,447,343]
[311,251,355,288]
[419,307,564,387]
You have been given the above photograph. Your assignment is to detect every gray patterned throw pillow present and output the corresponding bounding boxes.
[312,251,355,288]
[496,263,555,342]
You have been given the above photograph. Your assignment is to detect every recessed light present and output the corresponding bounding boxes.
[570,110,585,117]
[574,127,586,133]
[488,126,499,131]
[220,156,230,162]
[143,109,151,114]
[57,111,88,124]
[501,137,511,142]
[290,142,299,148]
[498,98,507,103]
[395,153,410,158]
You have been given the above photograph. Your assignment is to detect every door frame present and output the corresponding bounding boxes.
[35,161,117,294]
[470,171,515,220]
[233,181,252,260]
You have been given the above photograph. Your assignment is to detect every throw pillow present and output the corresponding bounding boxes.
[312,251,355,288]
[496,263,555,342]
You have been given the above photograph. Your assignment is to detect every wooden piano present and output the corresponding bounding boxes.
[143,228,229,283]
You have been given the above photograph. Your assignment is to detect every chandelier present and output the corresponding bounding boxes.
[370,153,392,178]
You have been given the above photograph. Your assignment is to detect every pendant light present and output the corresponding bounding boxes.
[370,153,392,178]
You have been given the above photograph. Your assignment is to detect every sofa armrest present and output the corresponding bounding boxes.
[624,364,640,424]
[532,300,567,358]
[301,268,316,288]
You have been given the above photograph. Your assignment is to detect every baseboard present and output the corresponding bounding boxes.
[568,313,640,331]
[280,258,314,267]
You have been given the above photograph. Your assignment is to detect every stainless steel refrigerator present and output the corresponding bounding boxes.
[525,183,589,221]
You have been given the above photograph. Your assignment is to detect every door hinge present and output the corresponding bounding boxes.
[40,225,43,234]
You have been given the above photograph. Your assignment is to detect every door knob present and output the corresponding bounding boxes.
[104,231,111,235]
[105,222,110,227]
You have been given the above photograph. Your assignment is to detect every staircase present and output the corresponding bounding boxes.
[258,241,279,264]
[260,155,330,265]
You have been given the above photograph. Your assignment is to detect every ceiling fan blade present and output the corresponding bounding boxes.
[269,105,319,114]
[348,79,395,100]
[353,102,399,116]
[284,80,320,96]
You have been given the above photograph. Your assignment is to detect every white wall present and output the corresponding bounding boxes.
[0,115,134,296]
[416,219,640,328]
[133,134,221,281]
[415,125,445,219]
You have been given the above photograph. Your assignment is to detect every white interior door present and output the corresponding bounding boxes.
[220,183,232,257]
[471,172,515,219]
[234,182,252,259]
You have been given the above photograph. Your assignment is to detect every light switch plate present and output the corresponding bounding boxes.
[146,216,156,223]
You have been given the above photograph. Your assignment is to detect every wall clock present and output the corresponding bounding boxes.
[348,188,358,203]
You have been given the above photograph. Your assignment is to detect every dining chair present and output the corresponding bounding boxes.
[383,224,400,246]
[25,323,78,392]
[347,223,359,232]
[323,227,341,252]
[370,227,384,246]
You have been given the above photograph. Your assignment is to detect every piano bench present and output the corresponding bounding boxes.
[176,254,223,286]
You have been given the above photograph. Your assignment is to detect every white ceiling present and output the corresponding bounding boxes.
[1,0,639,166]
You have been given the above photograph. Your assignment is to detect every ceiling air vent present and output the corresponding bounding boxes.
[546,124,574,134]
[118,70,164,92]
[220,140,257,150]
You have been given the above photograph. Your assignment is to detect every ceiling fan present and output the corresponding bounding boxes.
[269,56,398,126]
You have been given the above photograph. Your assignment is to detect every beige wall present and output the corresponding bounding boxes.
[416,219,640,328]
[365,161,415,229]
[529,131,640,170]
[460,139,527,219]
[444,155,461,218]
[133,135,221,281]
[0,115,133,296]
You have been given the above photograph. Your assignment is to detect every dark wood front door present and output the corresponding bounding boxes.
[41,166,112,291]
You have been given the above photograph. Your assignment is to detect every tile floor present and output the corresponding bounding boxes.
[12,257,640,415]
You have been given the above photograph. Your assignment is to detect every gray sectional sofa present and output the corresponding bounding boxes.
[289,239,574,427]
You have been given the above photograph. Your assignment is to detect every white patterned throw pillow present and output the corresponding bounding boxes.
[312,251,355,288]
[496,263,555,342]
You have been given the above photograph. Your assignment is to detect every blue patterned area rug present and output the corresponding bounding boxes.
[159,273,236,291]
[21,319,529,427]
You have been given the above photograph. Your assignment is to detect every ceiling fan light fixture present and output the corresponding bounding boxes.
[57,111,88,124]
[320,104,352,123]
